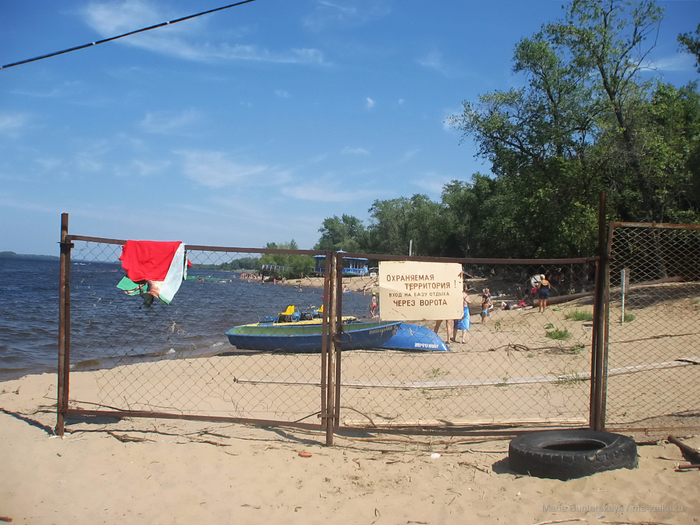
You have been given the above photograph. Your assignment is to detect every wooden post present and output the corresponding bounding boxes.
[56,213,72,436]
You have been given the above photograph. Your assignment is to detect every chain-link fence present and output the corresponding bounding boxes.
[333,255,596,430]
[59,234,597,436]
[606,223,700,434]
[57,221,700,440]
[61,238,339,430]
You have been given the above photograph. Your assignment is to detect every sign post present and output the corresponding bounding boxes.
[621,268,629,324]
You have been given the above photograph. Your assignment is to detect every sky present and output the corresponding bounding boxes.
[1,0,698,256]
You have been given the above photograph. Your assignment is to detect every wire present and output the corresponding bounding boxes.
[1,0,256,70]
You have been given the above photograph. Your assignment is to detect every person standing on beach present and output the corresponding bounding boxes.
[537,274,551,313]
[370,293,378,317]
[433,319,454,342]
[480,288,492,324]
[454,286,471,343]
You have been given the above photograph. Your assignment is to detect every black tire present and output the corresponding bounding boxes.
[508,429,637,480]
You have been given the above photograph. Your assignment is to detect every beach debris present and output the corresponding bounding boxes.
[0,517,12,523]
[430,452,441,459]
[509,430,637,480]
[298,451,312,458]
[106,431,154,443]
[676,462,700,471]
[668,435,700,464]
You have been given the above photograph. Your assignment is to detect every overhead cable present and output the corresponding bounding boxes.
[1,0,256,70]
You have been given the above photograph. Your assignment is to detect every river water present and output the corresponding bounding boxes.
[0,257,372,381]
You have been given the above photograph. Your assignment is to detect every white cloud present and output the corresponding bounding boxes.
[645,54,697,73]
[178,150,290,188]
[130,159,170,177]
[413,172,449,197]
[303,0,391,30]
[82,0,163,35]
[282,183,378,203]
[73,139,113,173]
[399,149,420,162]
[34,157,63,171]
[418,47,460,77]
[140,109,201,134]
[275,90,291,98]
[419,49,443,69]
[81,0,327,65]
[0,113,30,138]
[365,97,375,109]
[341,147,370,155]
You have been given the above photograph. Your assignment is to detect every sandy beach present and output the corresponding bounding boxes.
[2,277,699,524]
[1,369,699,525]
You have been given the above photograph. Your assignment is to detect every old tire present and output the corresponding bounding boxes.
[508,430,637,480]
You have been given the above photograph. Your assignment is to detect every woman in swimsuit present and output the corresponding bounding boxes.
[537,274,550,313]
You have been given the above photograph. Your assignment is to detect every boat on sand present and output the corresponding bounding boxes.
[380,323,450,352]
[225,320,400,353]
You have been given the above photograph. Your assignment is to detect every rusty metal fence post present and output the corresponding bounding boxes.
[333,251,344,433]
[324,253,337,446]
[590,191,609,431]
[56,212,72,436]
[320,252,331,442]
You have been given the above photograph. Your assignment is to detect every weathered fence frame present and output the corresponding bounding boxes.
[55,207,700,443]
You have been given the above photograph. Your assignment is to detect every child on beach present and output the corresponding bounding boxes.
[480,288,492,324]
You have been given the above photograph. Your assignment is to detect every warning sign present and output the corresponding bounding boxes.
[378,261,463,321]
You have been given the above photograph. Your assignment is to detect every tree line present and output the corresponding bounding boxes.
[315,1,700,259]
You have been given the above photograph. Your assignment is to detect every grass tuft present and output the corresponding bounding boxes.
[565,309,593,322]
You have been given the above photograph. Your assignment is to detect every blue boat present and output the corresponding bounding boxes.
[225,320,401,353]
[380,323,450,352]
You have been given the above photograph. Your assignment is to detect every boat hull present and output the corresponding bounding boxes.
[225,321,400,353]
[380,323,450,352]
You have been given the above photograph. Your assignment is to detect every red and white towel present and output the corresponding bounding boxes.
[119,240,187,304]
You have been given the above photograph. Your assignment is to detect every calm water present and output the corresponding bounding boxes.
[0,257,372,381]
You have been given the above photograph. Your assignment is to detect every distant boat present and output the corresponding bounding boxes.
[225,320,400,353]
[380,323,450,352]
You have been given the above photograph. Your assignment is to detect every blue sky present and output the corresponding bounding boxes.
[1,0,698,255]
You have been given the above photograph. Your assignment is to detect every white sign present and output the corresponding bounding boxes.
[621,268,630,294]
[378,261,463,321]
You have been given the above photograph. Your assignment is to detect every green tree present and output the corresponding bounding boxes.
[366,197,413,255]
[365,195,446,256]
[549,0,663,221]
[449,22,602,256]
[315,215,367,252]
[449,0,676,256]
[678,23,700,72]
[259,241,315,278]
